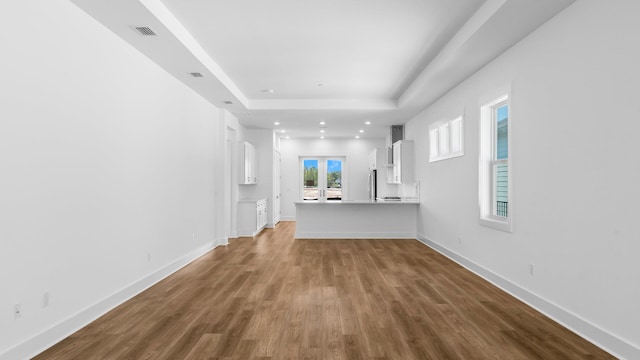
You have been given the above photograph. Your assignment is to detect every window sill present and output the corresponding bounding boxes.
[479,217,513,233]
[429,151,464,163]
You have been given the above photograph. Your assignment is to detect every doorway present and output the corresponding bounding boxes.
[301,157,346,201]
[273,150,281,225]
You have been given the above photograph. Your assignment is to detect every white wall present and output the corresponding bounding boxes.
[0,1,224,358]
[280,138,386,220]
[406,0,640,358]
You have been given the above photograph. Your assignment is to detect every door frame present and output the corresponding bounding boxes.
[299,156,347,201]
[273,150,281,225]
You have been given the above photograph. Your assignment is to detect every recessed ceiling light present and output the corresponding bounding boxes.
[320,129,325,133]
[365,121,371,125]
[320,136,325,139]
[274,122,280,126]
[285,136,290,139]
[320,121,326,125]
[359,129,364,133]
[355,136,360,139]
[280,130,286,133]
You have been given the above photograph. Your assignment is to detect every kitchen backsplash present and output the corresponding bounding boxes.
[385,181,420,200]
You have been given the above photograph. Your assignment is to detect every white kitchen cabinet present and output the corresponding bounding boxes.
[239,141,257,184]
[257,199,267,230]
[389,140,414,184]
[368,149,377,170]
[238,198,268,236]
[368,147,388,171]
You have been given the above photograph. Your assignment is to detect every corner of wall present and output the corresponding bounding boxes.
[415,233,639,360]
[1,241,220,360]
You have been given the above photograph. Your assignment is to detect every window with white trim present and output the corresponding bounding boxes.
[429,116,464,162]
[479,95,512,232]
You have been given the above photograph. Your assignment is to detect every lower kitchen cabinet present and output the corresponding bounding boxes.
[238,198,268,237]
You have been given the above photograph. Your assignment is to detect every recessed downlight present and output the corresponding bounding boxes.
[355,136,360,139]
[365,121,371,125]
[319,121,326,125]
[274,122,280,126]
[280,130,286,133]
[320,129,325,133]
[359,129,364,133]
[320,136,325,139]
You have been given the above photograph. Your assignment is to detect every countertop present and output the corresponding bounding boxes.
[238,198,267,203]
[294,199,419,205]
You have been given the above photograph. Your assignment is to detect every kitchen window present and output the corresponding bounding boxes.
[479,95,512,232]
[301,157,346,201]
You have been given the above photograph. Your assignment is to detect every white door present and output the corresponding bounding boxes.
[273,150,281,225]
[301,157,345,201]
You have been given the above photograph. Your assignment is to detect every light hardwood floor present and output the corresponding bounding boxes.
[35,222,615,359]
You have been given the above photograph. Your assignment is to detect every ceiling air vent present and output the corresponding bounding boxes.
[189,72,204,78]
[223,101,234,105]
[132,26,157,36]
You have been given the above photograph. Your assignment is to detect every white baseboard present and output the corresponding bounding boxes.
[416,233,639,360]
[281,216,296,221]
[1,240,225,360]
[295,231,416,239]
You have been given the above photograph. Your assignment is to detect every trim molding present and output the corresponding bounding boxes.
[416,233,639,360]
[2,240,225,360]
[295,231,416,239]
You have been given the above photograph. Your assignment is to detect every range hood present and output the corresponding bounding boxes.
[387,125,404,165]
[391,125,404,144]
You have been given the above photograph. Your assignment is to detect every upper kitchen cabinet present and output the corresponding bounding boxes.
[390,140,414,184]
[368,149,376,170]
[368,148,384,170]
[370,147,390,172]
[239,141,258,184]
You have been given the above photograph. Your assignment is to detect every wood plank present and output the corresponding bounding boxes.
[34,222,616,360]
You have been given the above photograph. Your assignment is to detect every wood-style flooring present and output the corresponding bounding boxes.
[35,222,615,359]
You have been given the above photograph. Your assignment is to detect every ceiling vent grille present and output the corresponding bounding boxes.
[189,72,204,78]
[132,26,157,36]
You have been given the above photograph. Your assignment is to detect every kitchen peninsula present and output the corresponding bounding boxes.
[294,200,419,239]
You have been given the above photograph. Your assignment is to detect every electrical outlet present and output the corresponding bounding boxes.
[14,304,21,319]
[43,292,50,307]
[529,263,535,276]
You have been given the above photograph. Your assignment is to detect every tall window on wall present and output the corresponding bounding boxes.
[479,95,512,232]
[429,116,464,162]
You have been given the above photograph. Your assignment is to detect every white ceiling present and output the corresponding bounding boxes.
[71,0,575,139]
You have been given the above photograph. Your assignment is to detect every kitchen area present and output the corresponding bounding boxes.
[292,125,420,239]
[235,125,420,240]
